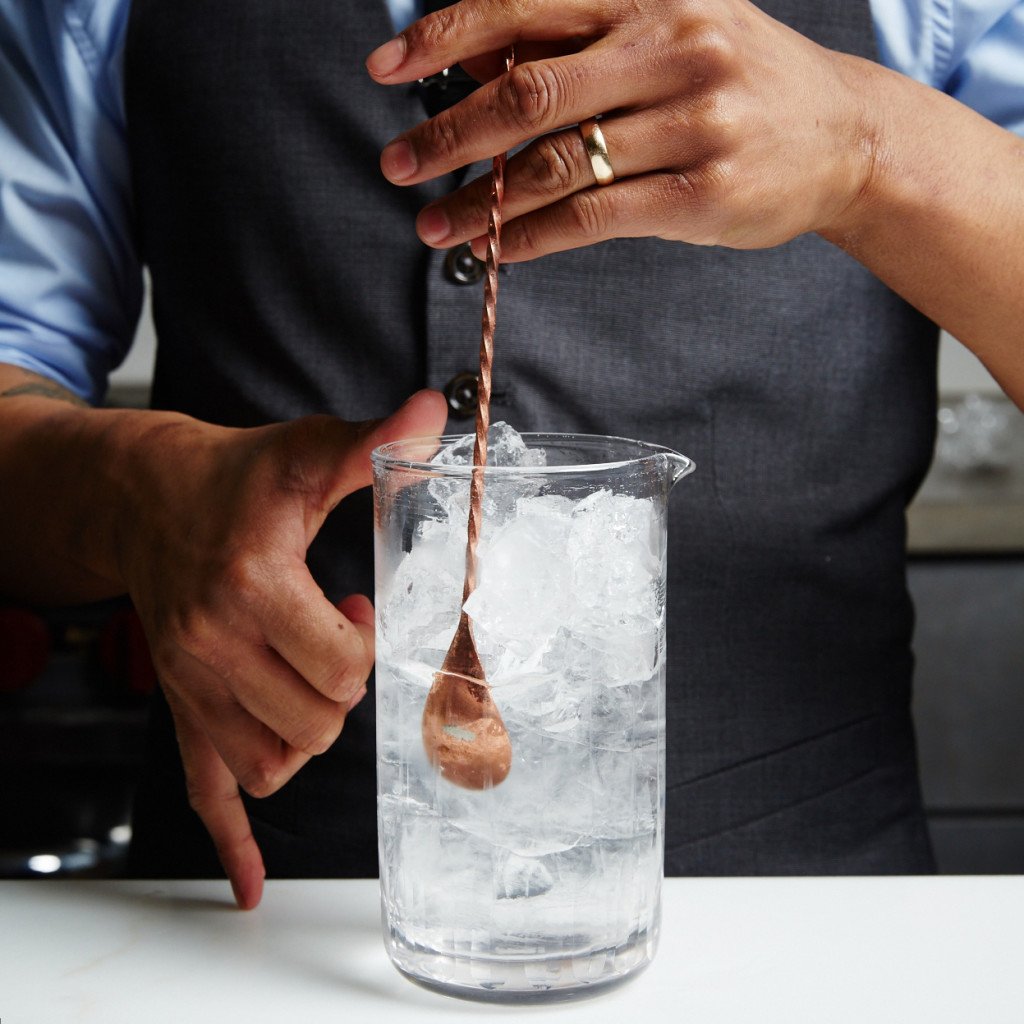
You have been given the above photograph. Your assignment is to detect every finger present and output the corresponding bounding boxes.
[379,48,635,187]
[166,692,266,910]
[417,110,706,246]
[336,592,376,660]
[220,394,440,730]
[259,567,375,709]
[167,653,312,797]
[460,39,584,85]
[158,572,363,752]
[334,594,373,709]
[229,622,362,751]
[477,167,727,262]
[365,0,604,84]
[411,114,643,247]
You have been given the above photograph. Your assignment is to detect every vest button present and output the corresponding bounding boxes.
[444,371,479,417]
[444,243,485,285]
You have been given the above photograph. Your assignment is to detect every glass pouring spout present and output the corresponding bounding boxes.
[661,448,696,490]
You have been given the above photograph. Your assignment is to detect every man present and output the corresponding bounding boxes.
[1,0,1022,908]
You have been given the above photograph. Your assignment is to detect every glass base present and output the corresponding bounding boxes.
[384,926,657,1003]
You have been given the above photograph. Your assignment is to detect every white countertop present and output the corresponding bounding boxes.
[4,877,1022,1023]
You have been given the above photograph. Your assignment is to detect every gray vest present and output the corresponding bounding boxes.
[124,0,936,877]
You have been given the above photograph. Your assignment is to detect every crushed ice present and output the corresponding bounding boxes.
[379,423,663,689]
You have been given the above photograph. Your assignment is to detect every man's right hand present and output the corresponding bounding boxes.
[0,368,447,907]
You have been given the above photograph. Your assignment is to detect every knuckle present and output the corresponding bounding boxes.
[526,134,580,196]
[663,169,702,207]
[569,189,612,239]
[290,712,344,757]
[166,564,267,665]
[148,632,180,677]
[452,189,492,236]
[222,555,269,611]
[213,827,256,864]
[317,655,367,703]
[184,780,214,817]
[421,111,464,165]
[690,80,742,146]
[170,607,218,661]
[506,214,542,258]
[702,22,737,68]
[697,158,733,206]
[239,758,285,799]
[681,22,737,85]
[414,6,459,50]
[660,167,729,244]
[503,62,566,132]
[504,0,533,22]
[312,618,372,701]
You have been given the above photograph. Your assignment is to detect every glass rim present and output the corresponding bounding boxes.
[371,431,693,477]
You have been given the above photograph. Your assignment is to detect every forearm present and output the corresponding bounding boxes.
[0,363,191,605]
[823,55,1024,408]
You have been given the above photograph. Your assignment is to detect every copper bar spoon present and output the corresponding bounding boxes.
[421,48,515,790]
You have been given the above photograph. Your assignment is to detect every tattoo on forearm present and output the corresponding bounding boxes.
[1,380,88,407]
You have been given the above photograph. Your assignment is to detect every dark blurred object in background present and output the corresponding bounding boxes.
[0,599,153,878]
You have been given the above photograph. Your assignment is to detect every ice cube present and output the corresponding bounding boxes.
[495,851,554,900]
[431,422,546,469]
[568,491,660,609]
[517,671,587,733]
[455,489,664,688]
[488,422,547,469]
[427,423,547,530]
[563,490,663,686]
[377,532,462,662]
[564,617,663,688]
[387,448,664,692]
[464,494,574,677]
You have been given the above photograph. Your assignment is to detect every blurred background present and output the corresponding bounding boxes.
[1,292,1022,878]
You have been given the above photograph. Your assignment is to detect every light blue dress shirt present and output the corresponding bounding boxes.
[1,0,1023,403]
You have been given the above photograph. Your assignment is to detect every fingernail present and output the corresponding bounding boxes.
[366,35,406,78]
[417,205,451,245]
[381,139,417,182]
[469,235,487,260]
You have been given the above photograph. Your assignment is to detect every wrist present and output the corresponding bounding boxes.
[90,408,230,595]
[815,51,894,245]
[19,403,217,600]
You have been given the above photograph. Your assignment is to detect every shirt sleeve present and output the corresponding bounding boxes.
[0,0,141,405]
[944,1,1024,135]
[871,0,1024,136]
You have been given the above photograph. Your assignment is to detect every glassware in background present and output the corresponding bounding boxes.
[936,394,1013,474]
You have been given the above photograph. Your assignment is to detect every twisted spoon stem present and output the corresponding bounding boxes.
[463,47,513,603]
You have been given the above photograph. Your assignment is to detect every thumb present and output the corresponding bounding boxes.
[326,388,448,505]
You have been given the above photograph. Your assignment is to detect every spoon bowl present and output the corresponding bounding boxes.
[421,611,512,789]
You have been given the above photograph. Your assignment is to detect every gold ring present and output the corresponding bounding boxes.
[579,118,615,186]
